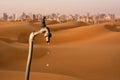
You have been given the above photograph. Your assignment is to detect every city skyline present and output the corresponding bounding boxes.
[0,0,120,16]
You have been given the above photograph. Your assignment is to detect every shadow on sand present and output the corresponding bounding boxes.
[0,37,17,43]
[105,25,120,32]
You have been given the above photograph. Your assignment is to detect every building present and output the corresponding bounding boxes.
[3,13,8,21]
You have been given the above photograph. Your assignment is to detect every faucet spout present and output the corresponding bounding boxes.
[40,27,52,44]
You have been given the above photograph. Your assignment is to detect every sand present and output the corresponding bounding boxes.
[0,21,120,80]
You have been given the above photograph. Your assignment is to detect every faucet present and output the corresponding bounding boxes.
[32,26,52,44]
[25,25,52,80]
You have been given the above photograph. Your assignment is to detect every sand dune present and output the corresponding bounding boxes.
[0,21,89,44]
[29,21,89,31]
[0,71,80,80]
[51,23,115,44]
[0,21,120,80]
[48,21,90,32]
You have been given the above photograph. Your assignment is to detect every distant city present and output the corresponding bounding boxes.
[0,12,120,24]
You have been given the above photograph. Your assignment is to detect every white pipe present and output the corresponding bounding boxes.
[25,32,35,80]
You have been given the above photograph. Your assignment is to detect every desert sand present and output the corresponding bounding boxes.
[0,21,120,80]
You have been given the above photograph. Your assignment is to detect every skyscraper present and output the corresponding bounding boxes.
[3,13,8,21]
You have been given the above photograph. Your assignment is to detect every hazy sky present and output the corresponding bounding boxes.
[0,0,120,16]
